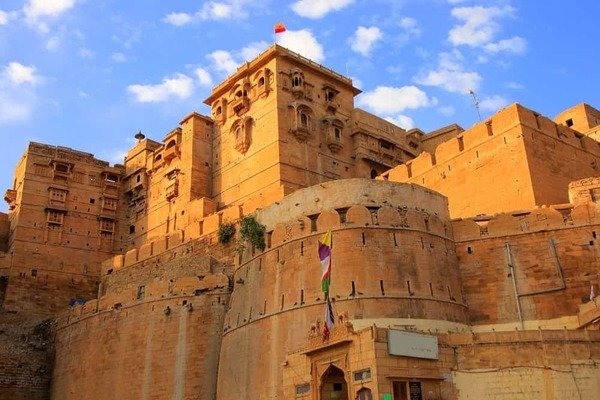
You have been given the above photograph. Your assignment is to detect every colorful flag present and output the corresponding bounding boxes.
[323,295,335,341]
[319,230,332,294]
[274,23,286,34]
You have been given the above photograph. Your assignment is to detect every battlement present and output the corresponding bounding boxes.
[28,142,121,169]
[452,203,600,242]
[381,103,600,183]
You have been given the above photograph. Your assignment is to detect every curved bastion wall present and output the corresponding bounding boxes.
[51,236,233,400]
[216,179,468,400]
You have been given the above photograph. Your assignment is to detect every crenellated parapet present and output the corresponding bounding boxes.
[452,197,600,242]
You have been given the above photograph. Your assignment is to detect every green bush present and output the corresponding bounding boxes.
[239,215,266,251]
[217,222,236,244]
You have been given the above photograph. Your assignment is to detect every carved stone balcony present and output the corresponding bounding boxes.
[163,144,180,162]
[289,121,315,142]
[231,97,250,116]
[166,181,179,201]
[4,189,16,210]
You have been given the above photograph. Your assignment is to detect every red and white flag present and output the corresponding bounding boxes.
[274,23,286,34]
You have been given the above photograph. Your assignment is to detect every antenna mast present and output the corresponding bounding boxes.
[468,89,482,122]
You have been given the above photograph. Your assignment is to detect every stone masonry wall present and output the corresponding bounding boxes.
[453,201,600,326]
[0,312,53,400]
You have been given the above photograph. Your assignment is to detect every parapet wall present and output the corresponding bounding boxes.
[381,103,600,218]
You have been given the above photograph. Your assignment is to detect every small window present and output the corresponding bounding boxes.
[334,127,341,140]
[136,174,141,183]
[137,285,145,300]
[129,225,136,234]
[353,368,371,381]
[258,77,265,86]
[325,90,336,102]
[106,174,118,182]
[216,106,222,115]
[89,198,95,204]
[55,163,69,173]
[300,112,309,126]
[236,90,243,98]
[31,269,37,278]
[295,383,310,396]
[566,118,574,127]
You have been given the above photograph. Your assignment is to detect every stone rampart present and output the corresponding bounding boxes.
[216,179,465,400]
[453,200,600,326]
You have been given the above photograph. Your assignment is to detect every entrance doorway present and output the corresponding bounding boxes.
[393,381,424,400]
[320,365,348,399]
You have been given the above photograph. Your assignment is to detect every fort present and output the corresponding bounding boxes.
[1,44,600,400]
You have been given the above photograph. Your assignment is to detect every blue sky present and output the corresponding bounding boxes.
[0,0,599,211]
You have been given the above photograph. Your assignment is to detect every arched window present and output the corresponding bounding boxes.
[166,140,176,149]
[236,90,243,98]
[258,77,265,86]
[216,106,222,115]
[300,112,309,126]
[292,74,303,88]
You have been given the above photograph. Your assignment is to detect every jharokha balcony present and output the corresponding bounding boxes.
[289,121,315,142]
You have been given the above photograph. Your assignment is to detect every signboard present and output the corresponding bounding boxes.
[387,330,438,360]
[409,382,422,400]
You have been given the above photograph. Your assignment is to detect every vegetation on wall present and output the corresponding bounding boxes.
[218,221,236,244]
[239,215,266,251]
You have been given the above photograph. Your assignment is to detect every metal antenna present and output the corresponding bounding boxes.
[468,89,482,122]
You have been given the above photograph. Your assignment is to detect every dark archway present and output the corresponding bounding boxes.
[320,365,348,400]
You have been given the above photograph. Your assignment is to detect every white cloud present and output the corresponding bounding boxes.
[4,62,41,85]
[349,26,382,57]
[479,95,509,112]
[207,50,239,75]
[78,48,94,59]
[399,17,421,36]
[163,12,194,26]
[276,29,325,63]
[438,106,455,116]
[0,10,9,25]
[448,6,515,47]
[163,0,255,26]
[195,67,213,86]
[24,0,77,20]
[111,52,127,63]
[291,0,354,19]
[415,50,482,93]
[506,81,524,90]
[357,86,433,114]
[0,62,43,124]
[45,35,61,50]
[127,73,195,103]
[484,36,527,54]
[385,114,415,130]
[198,1,235,19]
[240,41,269,61]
